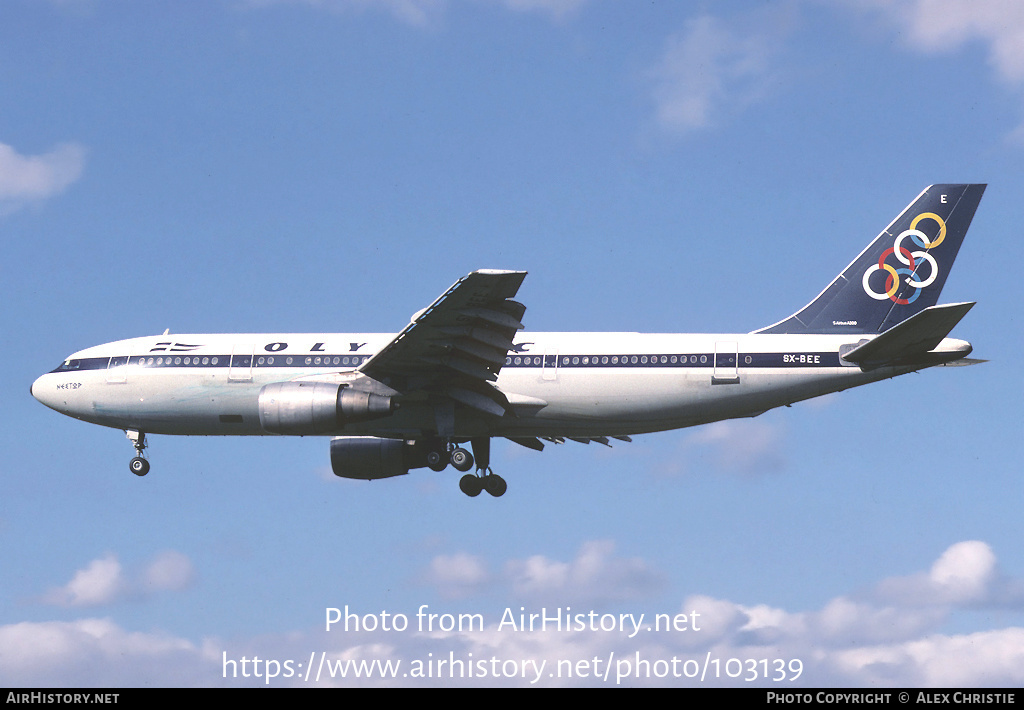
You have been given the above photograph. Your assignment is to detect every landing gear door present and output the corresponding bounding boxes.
[712,341,740,385]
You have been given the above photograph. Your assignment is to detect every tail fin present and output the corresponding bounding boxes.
[756,184,985,335]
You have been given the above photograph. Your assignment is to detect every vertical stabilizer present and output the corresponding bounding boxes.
[756,184,985,334]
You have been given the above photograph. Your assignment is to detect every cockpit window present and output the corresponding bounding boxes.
[50,357,109,373]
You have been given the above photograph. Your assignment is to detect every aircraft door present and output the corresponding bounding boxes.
[542,349,558,381]
[228,344,254,382]
[712,341,740,384]
[106,356,129,384]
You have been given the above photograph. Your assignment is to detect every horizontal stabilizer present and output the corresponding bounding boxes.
[940,357,987,367]
[841,302,975,367]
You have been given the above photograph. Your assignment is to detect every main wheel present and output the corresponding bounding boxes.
[129,457,150,477]
[450,448,474,472]
[483,474,507,497]
[459,474,482,497]
[426,449,449,472]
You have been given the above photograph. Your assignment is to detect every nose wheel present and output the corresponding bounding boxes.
[126,430,150,477]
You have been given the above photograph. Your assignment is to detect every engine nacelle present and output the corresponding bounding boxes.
[330,436,415,480]
[258,382,393,435]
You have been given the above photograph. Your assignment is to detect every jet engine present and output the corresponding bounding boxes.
[258,381,393,435]
[330,436,422,480]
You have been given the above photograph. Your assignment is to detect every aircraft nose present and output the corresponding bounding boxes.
[31,373,57,410]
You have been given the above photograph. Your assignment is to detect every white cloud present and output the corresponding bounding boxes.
[663,419,787,476]
[808,595,945,645]
[0,142,86,214]
[680,594,747,643]
[6,541,1024,685]
[875,540,1024,608]
[832,628,1024,687]
[646,1,1024,138]
[418,540,664,605]
[851,0,1024,83]
[503,540,664,604]
[928,540,998,602]
[41,551,195,608]
[647,11,791,135]
[840,0,1024,140]
[422,552,490,599]
[0,618,206,687]
[41,554,124,608]
[143,550,197,593]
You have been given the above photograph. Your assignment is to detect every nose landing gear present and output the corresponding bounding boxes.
[126,430,150,477]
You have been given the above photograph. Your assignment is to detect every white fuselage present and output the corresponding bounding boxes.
[31,330,949,440]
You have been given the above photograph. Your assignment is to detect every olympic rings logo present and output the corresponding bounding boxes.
[862,212,946,304]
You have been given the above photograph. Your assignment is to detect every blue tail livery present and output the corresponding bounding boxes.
[756,184,985,335]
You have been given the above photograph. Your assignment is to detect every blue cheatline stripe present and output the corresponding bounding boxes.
[507,353,841,368]
[53,354,373,372]
[53,351,842,374]
[129,354,373,368]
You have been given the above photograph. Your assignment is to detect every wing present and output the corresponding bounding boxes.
[358,270,527,418]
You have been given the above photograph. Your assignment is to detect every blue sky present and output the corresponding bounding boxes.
[3,0,1024,687]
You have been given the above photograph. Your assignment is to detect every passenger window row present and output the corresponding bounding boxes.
[506,354,719,366]
[128,355,371,368]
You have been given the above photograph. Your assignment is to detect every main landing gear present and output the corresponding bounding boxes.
[126,430,150,477]
[425,442,475,473]
[426,437,507,498]
[458,470,507,498]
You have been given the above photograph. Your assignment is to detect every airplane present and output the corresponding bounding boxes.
[31,184,985,498]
